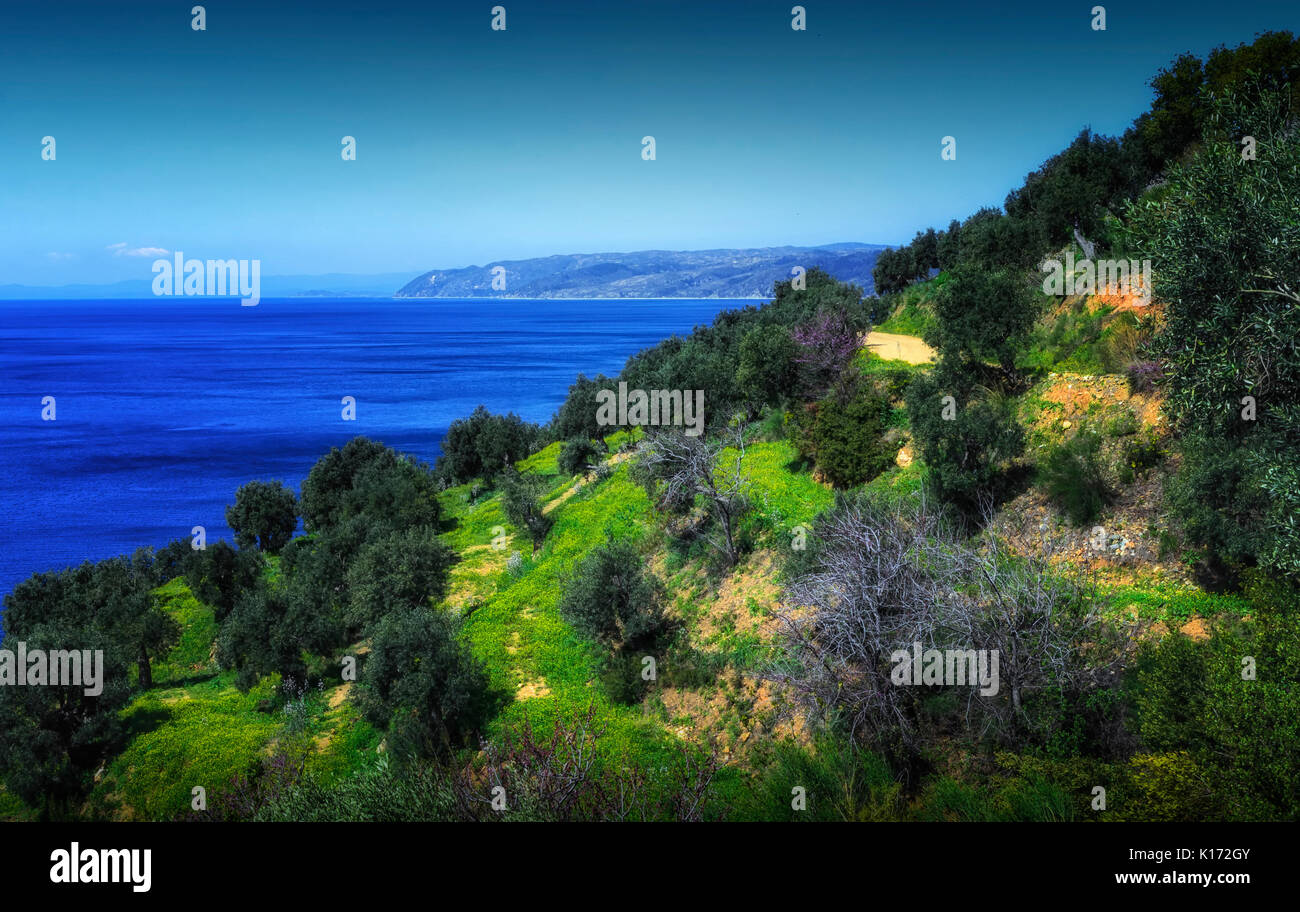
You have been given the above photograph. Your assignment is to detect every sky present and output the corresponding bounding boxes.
[0,0,1295,285]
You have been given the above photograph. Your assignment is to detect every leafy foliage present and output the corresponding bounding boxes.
[436,406,541,484]
[1040,429,1112,526]
[558,539,667,653]
[358,608,501,761]
[225,480,299,553]
[1126,80,1300,576]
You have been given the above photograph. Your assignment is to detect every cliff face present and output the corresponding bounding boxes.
[395,244,888,298]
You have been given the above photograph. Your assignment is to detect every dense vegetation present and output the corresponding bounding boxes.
[2,32,1298,823]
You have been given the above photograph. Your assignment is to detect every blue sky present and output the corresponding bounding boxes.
[0,0,1294,284]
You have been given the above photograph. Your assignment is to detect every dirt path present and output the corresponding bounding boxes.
[864,331,936,365]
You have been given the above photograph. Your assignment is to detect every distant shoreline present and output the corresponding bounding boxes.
[0,295,774,303]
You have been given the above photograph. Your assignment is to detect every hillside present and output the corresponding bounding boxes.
[394,243,886,298]
[3,31,1297,828]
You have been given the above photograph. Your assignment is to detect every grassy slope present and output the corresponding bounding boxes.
[68,433,840,819]
[35,285,1249,819]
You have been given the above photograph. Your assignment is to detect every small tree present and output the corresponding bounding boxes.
[558,540,667,652]
[184,540,263,622]
[0,566,134,817]
[436,406,540,483]
[359,608,500,761]
[500,468,554,555]
[346,525,454,636]
[300,437,441,535]
[792,308,862,399]
[552,373,615,452]
[735,323,798,412]
[1126,80,1300,576]
[558,435,599,477]
[216,572,344,691]
[905,367,1024,515]
[225,480,299,553]
[635,424,751,567]
[98,550,182,690]
[925,262,1039,376]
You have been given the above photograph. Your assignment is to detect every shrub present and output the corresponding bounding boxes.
[1117,429,1166,484]
[551,374,615,450]
[1125,360,1162,393]
[301,437,441,535]
[804,375,894,488]
[1125,81,1300,576]
[1040,429,1111,525]
[743,736,903,821]
[905,367,1025,514]
[926,263,1040,374]
[346,525,455,636]
[558,435,599,477]
[558,539,667,653]
[1104,408,1139,438]
[358,608,501,762]
[735,323,798,411]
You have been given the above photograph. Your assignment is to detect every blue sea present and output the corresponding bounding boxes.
[0,297,733,598]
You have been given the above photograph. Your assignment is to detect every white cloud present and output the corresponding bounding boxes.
[107,243,169,257]
[45,251,77,261]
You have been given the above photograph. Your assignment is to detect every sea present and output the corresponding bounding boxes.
[0,296,734,598]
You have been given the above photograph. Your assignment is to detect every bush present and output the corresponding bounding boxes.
[558,539,667,653]
[301,437,441,535]
[735,323,798,412]
[359,608,501,762]
[1040,429,1111,525]
[1117,429,1166,484]
[1131,574,1300,819]
[346,525,455,636]
[802,375,894,488]
[743,736,902,821]
[184,539,263,622]
[1125,80,1300,577]
[558,435,599,477]
[1125,360,1162,393]
[905,368,1025,514]
[551,374,615,449]
[926,262,1040,374]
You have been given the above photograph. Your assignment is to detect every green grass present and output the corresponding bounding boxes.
[148,577,218,686]
[876,275,943,337]
[1104,582,1253,623]
[93,672,283,819]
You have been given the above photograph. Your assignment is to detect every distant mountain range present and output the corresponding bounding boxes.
[2,244,892,301]
[395,244,889,299]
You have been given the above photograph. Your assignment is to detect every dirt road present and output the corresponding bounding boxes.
[864,331,936,365]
